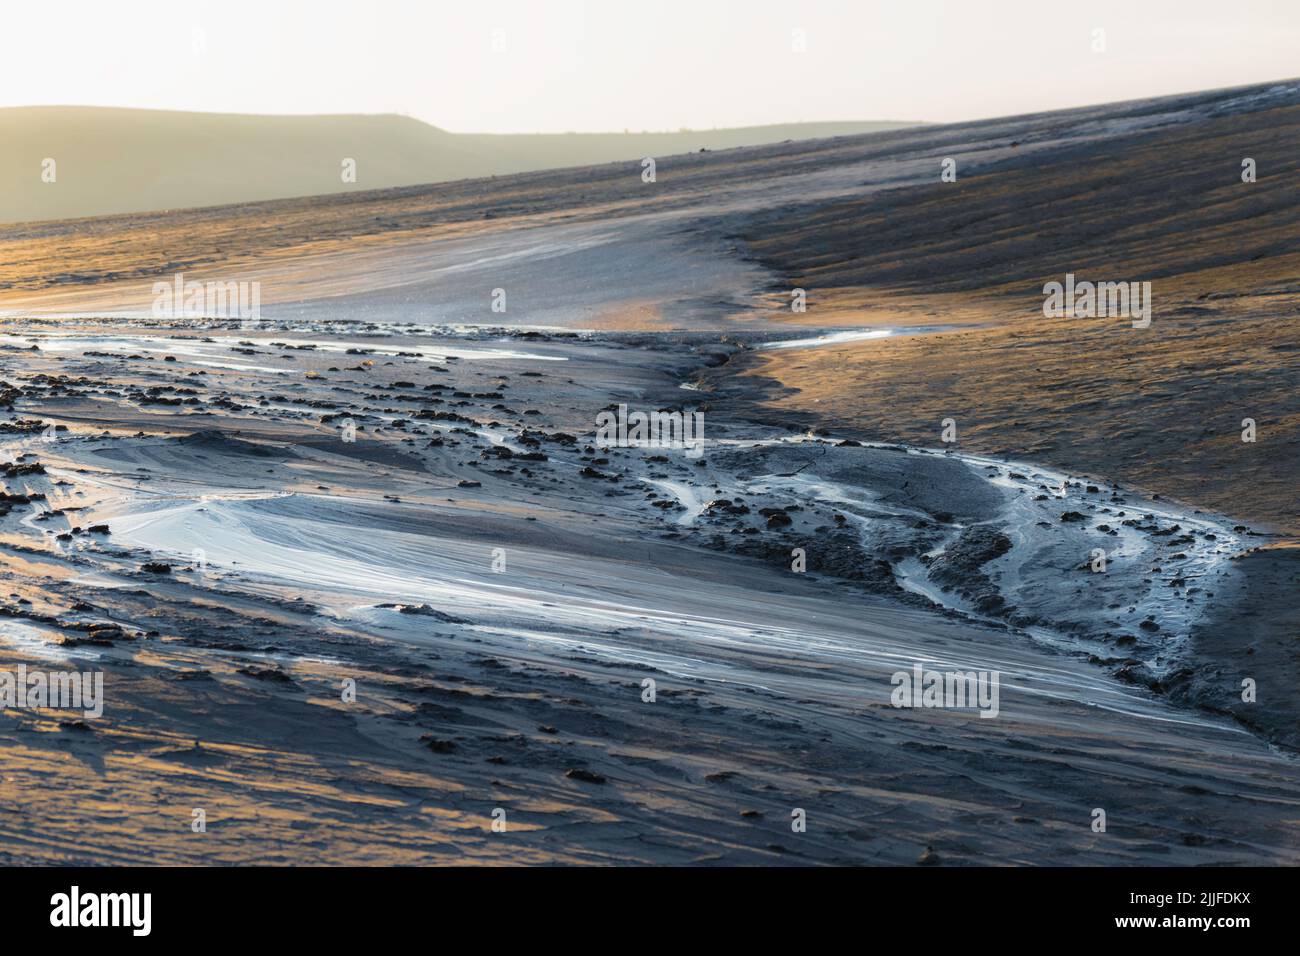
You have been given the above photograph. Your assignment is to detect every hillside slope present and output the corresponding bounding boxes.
[0,106,915,223]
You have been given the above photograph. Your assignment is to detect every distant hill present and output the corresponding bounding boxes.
[0,107,918,223]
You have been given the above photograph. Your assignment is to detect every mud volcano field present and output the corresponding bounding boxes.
[1,79,1297,865]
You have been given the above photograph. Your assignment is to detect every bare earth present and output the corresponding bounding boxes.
[0,79,1297,865]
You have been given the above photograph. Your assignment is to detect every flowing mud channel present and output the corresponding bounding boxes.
[1,321,1248,699]
[0,318,1293,865]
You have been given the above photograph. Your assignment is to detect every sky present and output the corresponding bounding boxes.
[1,0,1296,133]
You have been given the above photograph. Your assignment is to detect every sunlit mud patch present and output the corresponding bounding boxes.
[95,492,761,644]
[756,326,960,350]
[0,620,102,663]
[98,493,472,608]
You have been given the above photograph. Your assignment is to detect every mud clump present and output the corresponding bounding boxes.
[176,429,281,458]
[927,526,1013,616]
[378,603,469,624]
[717,531,901,594]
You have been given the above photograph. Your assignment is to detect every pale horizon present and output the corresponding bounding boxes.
[1,0,1296,134]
